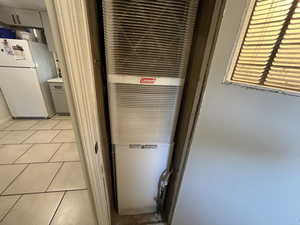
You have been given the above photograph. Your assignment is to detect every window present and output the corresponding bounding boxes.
[227,0,300,94]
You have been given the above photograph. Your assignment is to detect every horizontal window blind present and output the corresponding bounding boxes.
[231,0,300,92]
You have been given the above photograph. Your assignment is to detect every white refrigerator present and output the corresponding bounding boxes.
[0,38,55,118]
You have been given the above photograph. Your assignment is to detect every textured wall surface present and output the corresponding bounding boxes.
[172,0,300,225]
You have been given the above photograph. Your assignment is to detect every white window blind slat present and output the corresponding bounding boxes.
[267,2,300,90]
[230,0,300,92]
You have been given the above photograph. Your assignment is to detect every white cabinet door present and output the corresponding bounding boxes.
[0,7,17,25]
[14,9,43,28]
[0,7,42,27]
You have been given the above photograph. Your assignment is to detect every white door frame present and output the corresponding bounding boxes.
[45,1,111,225]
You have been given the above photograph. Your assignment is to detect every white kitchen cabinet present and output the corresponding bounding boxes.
[14,8,43,28]
[0,7,42,28]
[0,7,17,25]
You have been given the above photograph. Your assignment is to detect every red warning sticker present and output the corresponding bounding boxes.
[140,77,156,84]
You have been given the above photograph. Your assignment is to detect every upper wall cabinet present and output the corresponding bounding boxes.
[0,7,43,28]
[0,7,16,25]
[14,8,43,28]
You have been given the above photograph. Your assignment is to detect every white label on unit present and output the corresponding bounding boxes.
[139,77,156,84]
[129,144,158,150]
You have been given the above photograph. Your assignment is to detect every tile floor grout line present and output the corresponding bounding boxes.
[29,120,42,130]
[0,164,30,195]
[1,141,75,145]
[47,121,62,130]
[0,188,88,197]
[51,120,73,130]
[46,162,65,192]
[0,194,23,223]
[49,129,63,144]
[51,128,73,130]
[0,160,80,166]
[33,119,61,130]
[30,118,60,130]
[0,132,10,142]
[12,144,34,164]
[0,187,88,197]
[0,120,15,131]
[27,120,40,130]
[23,129,62,145]
[11,142,65,164]
[47,160,81,163]
[48,191,67,225]
[20,130,38,144]
[48,143,64,162]
[5,120,40,132]
[51,120,63,130]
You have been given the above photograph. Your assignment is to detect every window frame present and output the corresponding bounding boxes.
[224,0,300,97]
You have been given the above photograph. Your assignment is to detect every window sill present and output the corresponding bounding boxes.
[222,80,300,98]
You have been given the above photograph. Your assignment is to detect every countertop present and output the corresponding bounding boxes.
[47,77,63,83]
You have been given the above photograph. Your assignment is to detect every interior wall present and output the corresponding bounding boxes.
[0,90,11,124]
[172,0,300,225]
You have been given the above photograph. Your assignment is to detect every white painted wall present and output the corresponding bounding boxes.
[172,1,300,225]
[0,90,10,124]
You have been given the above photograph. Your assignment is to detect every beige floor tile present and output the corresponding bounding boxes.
[15,144,61,164]
[50,143,79,162]
[53,120,73,130]
[0,195,20,221]
[0,131,35,144]
[30,120,60,130]
[0,132,8,139]
[52,115,71,120]
[0,144,32,164]
[24,130,60,144]
[52,130,75,143]
[1,192,64,225]
[50,190,96,225]
[5,120,39,131]
[4,163,62,195]
[0,121,14,131]
[0,164,27,193]
[48,162,86,191]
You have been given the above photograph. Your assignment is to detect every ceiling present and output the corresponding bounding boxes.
[0,0,46,10]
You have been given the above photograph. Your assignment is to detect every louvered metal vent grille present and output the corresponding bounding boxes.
[103,0,199,78]
[230,0,300,92]
[108,83,182,144]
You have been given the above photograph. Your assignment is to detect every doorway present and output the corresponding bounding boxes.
[0,1,98,225]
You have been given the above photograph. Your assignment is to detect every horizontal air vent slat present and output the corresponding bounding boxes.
[109,83,182,143]
[103,0,198,78]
